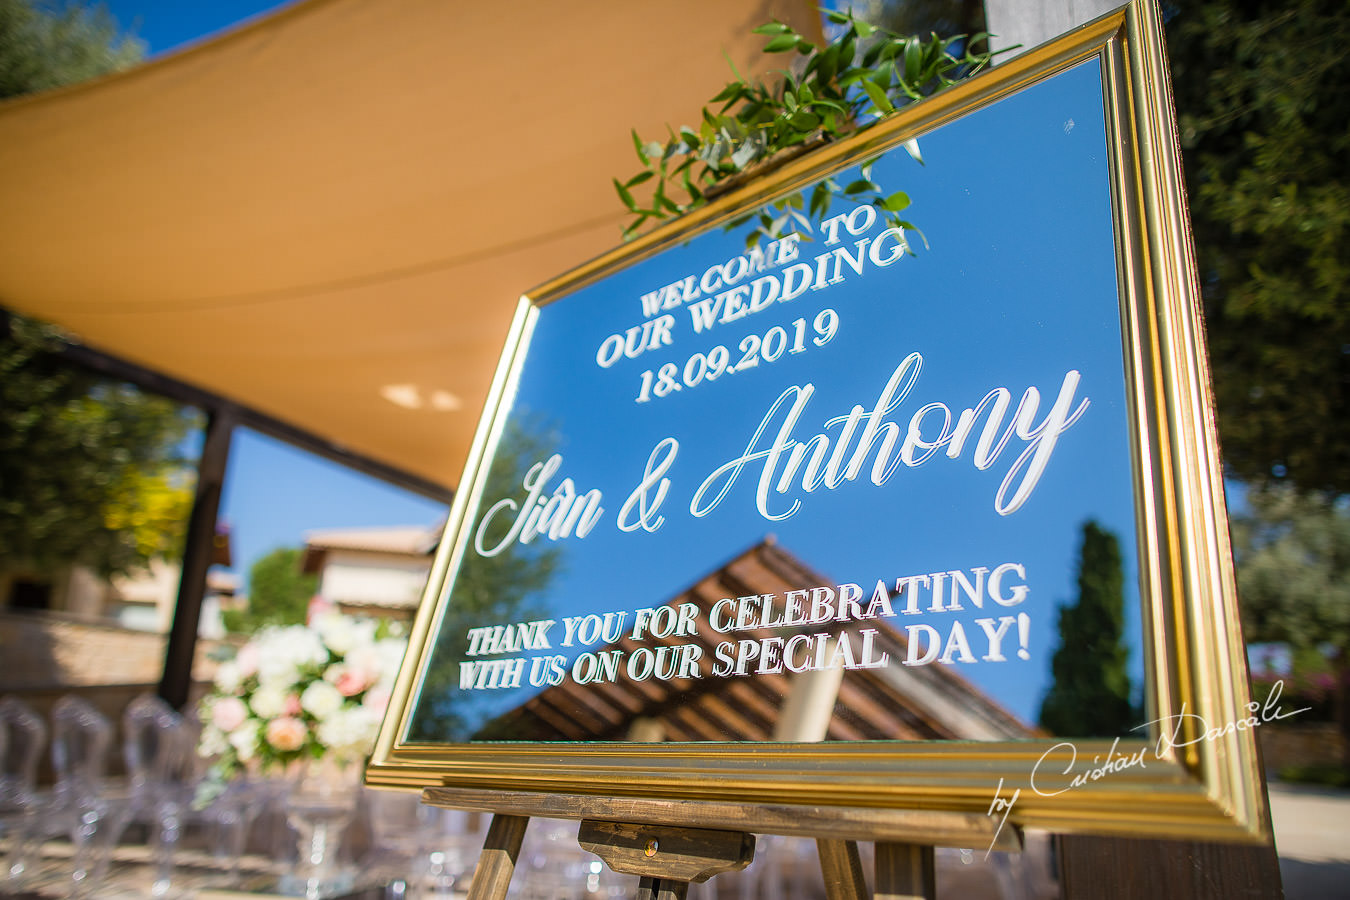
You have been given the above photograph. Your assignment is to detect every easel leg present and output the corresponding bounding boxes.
[816,839,867,900]
[874,842,935,900]
[465,813,529,900]
[636,876,690,900]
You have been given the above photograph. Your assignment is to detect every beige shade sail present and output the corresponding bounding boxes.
[0,0,820,493]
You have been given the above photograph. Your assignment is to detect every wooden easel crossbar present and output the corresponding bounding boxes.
[423,787,1015,900]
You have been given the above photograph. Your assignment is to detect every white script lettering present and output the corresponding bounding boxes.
[689,353,1090,521]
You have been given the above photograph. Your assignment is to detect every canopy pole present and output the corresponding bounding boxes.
[158,405,237,710]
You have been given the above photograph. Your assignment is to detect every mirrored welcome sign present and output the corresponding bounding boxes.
[370,0,1267,843]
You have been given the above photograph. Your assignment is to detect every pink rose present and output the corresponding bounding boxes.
[334,667,369,697]
[212,696,249,733]
[265,717,308,752]
[284,694,303,716]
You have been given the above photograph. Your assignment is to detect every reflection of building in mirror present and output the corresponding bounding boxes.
[472,540,1036,743]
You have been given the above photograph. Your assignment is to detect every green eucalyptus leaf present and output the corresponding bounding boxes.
[861,79,894,115]
[730,142,758,170]
[787,207,812,230]
[613,177,636,210]
[809,186,828,218]
[711,82,744,103]
[838,35,856,67]
[904,37,922,83]
[816,46,838,83]
[880,191,911,212]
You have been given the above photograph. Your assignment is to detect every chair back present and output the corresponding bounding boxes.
[0,696,46,809]
[50,695,112,804]
[121,694,188,798]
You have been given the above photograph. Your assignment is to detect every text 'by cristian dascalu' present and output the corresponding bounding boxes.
[456,562,1032,691]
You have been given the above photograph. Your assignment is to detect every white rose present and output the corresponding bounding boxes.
[316,706,380,760]
[228,722,259,763]
[373,638,408,688]
[255,660,298,689]
[213,660,243,694]
[256,626,326,686]
[249,683,290,719]
[198,724,229,758]
[344,644,382,682]
[300,680,345,721]
[315,612,375,655]
[313,613,359,656]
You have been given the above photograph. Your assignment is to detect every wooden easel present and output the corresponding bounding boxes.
[423,787,1015,900]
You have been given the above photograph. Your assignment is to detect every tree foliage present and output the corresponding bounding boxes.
[1232,485,1350,766]
[1167,0,1350,493]
[0,314,199,577]
[0,0,142,100]
[1230,486,1350,656]
[1039,521,1136,737]
[0,8,192,586]
[223,547,317,633]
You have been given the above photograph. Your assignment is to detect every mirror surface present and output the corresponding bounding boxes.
[406,57,1146,745]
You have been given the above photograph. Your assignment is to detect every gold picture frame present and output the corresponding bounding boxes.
[367,0,1267,844]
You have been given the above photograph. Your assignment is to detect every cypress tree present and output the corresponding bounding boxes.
[1039,521,1135,737]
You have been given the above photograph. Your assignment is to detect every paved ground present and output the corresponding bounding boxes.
[1269,780,1350,899]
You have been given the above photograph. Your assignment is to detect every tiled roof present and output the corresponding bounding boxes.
[302,524,441,556]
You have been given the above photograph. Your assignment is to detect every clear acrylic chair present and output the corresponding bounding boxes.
[49,694,128,898]
[0,695,47,888]
[120,693,194,898]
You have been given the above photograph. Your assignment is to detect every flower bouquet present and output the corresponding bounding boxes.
[196,613,406,895]
[198,613,405,781]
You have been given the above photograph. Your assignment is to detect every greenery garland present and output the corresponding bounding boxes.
[615,8,995,246]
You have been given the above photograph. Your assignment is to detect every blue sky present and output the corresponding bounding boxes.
[97,1,451,587]
[103,0,293,57]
